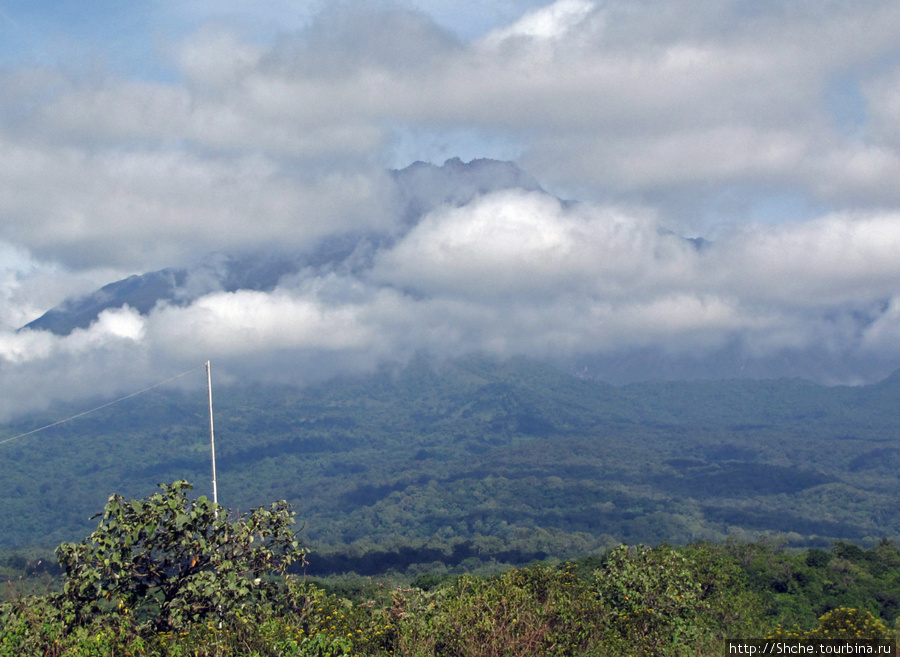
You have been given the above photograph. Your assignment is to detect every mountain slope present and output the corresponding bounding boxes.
[20,158,541,336]
[1,356,898,565]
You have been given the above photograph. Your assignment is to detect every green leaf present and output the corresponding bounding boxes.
[56,479,306,631]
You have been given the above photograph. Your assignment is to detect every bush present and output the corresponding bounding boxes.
[770,606,893,646]
[811,606,892,642]
[55,480,306,630]
[389,563,607,657]
[594,543,764,656]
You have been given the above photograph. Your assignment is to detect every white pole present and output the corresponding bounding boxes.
[206,360,218,507]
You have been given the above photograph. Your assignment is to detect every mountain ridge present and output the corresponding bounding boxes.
[21,157,540,336]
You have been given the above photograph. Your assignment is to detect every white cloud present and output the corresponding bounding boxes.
[860,297,900,356]
[5,0,900,239]
[3,1,900,416]
[149,287,376,357]
[0,132,397,269]
[481,0,595,44]
[0,242,126,330]
[372,189,686,300]
[176,26,263,90]
[1,190,900,418]
[709,212,900,305]
[864,67,900,147]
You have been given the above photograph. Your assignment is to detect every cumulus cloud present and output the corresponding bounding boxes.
[708,213,900,305]
[6,1,900,260]
[4,182,900,419]
[480,0,595,44]
[0,242,126,331]
[2,1,900,416]
[371,190,679,300]
[0,133,397,269]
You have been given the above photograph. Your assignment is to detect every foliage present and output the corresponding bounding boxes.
[809,606,892,642]
[593,543,763,656]
[0,594,68,657]
[5,355,900,558]
[5,537,900,655]
[280,577,393,656]
[388,563,607,657]
[55,480,305,630]
[0,546,60,603]
[769,607,893,647]
[8,354,900,650]
[736,538,900,628]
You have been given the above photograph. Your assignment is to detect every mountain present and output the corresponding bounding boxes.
[22,252,309,335]
[17,157,894,384]
[391,156,543,223]
[22,268,184,335]
[21,158,542,336]
[2,354,900,565]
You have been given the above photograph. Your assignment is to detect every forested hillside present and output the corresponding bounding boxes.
[3,483,900,656]
[2,355,900,571]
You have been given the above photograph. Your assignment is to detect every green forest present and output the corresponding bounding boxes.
[2,481,900,656]
[5,354,900,654]
[3,354,900,569]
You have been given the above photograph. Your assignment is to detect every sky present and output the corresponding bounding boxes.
[2,0,900,418]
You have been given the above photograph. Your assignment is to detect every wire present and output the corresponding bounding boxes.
[0,362,208,447]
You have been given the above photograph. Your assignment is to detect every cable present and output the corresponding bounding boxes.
[0,362,208,447]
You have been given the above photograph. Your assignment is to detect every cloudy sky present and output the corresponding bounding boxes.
[2,0,900,419]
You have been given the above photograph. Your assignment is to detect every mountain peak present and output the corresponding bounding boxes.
[21,158,548,337]
[392,157,543,223]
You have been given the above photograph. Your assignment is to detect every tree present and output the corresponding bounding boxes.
[594,543,764,656]
[56,480,306,630]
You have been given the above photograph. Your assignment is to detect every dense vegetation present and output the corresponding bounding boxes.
[3,483,900,656]
[3,355,900,567]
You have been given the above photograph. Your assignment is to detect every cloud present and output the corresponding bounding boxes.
[6,185,900,420]
[149,286,376,357]
[0,132,398,269]
[0,241,126,331]
[708,212,900,305]
[2,1,900,415]
[5,0,900,261]
[0,306,155,419]
[371,189,683,300]
[480,0,595,44]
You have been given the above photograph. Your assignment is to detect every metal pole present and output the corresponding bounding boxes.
[206,360,218,506]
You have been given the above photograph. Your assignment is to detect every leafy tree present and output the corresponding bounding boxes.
[594,543,764,656]
[55,480,305,630]
[809,606,891,643]
[769,606,893,646]
[391,564,607,657]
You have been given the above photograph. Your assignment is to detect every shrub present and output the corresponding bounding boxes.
[55,480,306,630]
[389,563,606,657]
[811,606,892,642]
[594,543,764,656]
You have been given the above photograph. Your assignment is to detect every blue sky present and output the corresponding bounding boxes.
[2,0,900,415]
[0,2,161,73]
[0,1,546,77]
